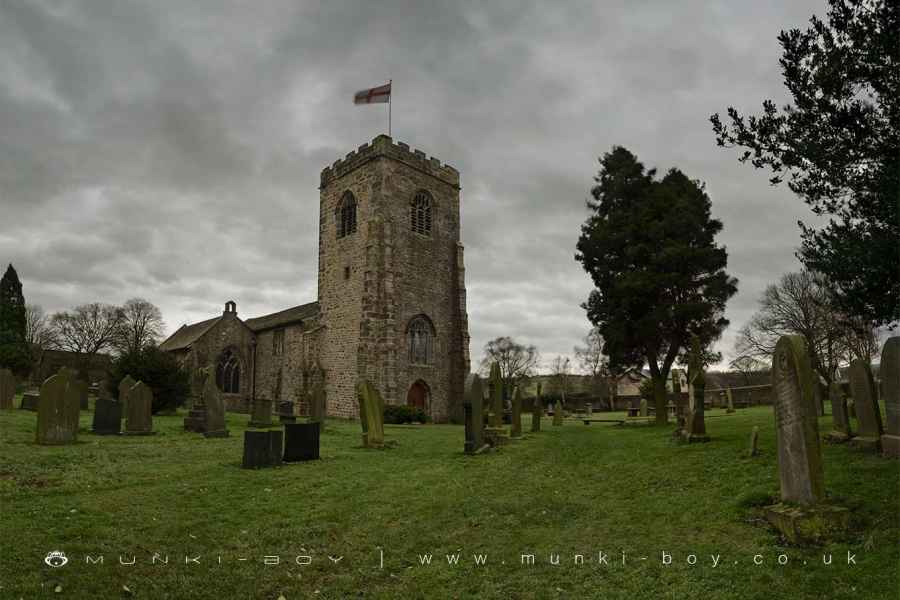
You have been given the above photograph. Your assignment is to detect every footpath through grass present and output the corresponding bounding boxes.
[1,403,897,599]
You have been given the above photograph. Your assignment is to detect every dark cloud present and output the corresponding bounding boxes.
[0,0,827,370]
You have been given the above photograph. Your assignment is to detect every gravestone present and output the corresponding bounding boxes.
[586,403,593,417]
[464,374,488,454]
[92,396,122,435]
[20,391,39,411]
[879,337,899,457]
[682,337,709,443]
[248,397,273,428]
[749,426,760,457]
[510,386,522,439]
[36,373,80,444]
[242,430,284,469]
[357,380,386,448]
[277,401,297,424]
[764,335,847,544]
[284,422,321,461]
[531,382,543,433]
[824,382,852,443]
[118,375,136,414]
[203,372,229,438]
[124,381,154,435]
[488,362,503,428]
[183,369,207,432]
[0,368,15,409]
[552,401,563,426]
[725,388,735,413]
[847,358,883,452]
[639,398,648,417]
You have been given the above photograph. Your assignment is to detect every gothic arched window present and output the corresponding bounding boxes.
[336,191,358,238]
[215,349,241,394]
[407,315,435,365]
[410,190,432,236]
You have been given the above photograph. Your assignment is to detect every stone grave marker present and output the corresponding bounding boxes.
[639,398,648,417]
[242,429,284,469]
[203,372,229,438]
[20,391,39,411]
[848,358,883,452]
[124,381,154,435]
[879,336,899,457]
[118,375,136,414]
[0,368,15,409]
[824,382,852,443]
[586,403,593,417]
[510,386,522,439]
[357,380,386,448]
[464,374,487,454]
[91,379,120,435]
[36,373,80,444]
[277,401,297,424]
[488,362,503,428]
[284,422,321,462]
[248,397,274,428]
[531,382,543,433]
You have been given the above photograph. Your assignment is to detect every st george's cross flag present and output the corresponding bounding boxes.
[354,82,391,104]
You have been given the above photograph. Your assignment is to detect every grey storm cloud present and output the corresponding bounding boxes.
[0,0,826,371]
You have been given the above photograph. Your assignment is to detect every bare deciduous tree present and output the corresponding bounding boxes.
[549,355,571,404]
[51,303,124,358]
[116,298,165,355]
[574,327,611,404]
[479,336,539,392]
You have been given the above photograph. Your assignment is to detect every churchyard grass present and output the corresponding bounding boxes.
[1,402,897,599]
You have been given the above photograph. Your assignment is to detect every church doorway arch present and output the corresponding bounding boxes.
[406,380,430,411]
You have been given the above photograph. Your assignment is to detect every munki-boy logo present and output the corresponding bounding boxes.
[44,551,68,568]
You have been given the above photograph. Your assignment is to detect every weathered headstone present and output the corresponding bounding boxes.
[183,369,207,432]
[488,362,503,428]
[203,372,229,438]
[749,426,760,457]
[277,400,297,424]
[284,422,321,461]
[119,375,136,414]
[552,401,563,426]
[639,398,648,417]
[847,358,883,452]
[242,429,284,469]
[36,373,80,444]
[682,336,709,443]
[92,396,122,435]
[879,337,899,457]
[725,388,735,413]
[531,383,543,433]
[0,368,15,409]
[124,381,154,435]
[510,386,522,438]
[20,391,39,411]
[764,335,848,544]
[464,374,487,454]
[824,382,852,443]
[357,380,386,448]
[248,397,273,428]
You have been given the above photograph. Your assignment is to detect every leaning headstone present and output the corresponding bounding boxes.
[682,336,709,443]
[763,335,848,544]
[530,383,543,433]
[879,337,900,457]
[824,382,852,443]
[248,397,273,428]
[552,401,563,426]
[847,358,883,452]
[464,374,488,454]
[284,422,321,461]
[0,368,15,409]
[124,381,154,435]
[510,386,522,439]
[20,391,39,411]
[36,373,80,444]
[203,373,229,438]
[639,398,648,417]
[357,380,386,448]
[242,429,284,469]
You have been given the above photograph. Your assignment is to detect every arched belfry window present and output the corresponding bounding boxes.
[410,190,432,236]
[336,191,357,238]
[216,348,241,394]
[407,315,435,365]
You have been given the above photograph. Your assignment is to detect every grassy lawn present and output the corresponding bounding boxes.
[1,401,897,599]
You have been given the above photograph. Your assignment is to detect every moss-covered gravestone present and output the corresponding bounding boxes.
[36,373,80,444]
[531,383,543,433]
[203,373,229,438]
[510,386,523,439]
[464,374,488,454]
[824,382,852,443]
[124,381,154,435]
[880,337,899,457]
[357,380,387,448]
[0,368,15,409]
[639,398,648,417]
[847,358,883,452]
[764,335,847,544]
[552,401,563,426]
[682,336,709,443]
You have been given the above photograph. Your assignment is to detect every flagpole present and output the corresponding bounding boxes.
[388,79,392,137]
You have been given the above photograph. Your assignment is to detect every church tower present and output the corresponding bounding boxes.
[317,135,470,421]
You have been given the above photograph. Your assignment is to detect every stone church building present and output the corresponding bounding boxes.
[160,135,470,421]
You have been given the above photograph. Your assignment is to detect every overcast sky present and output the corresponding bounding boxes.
[0,0,828,372]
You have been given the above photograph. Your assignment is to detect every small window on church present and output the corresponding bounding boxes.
[407,315,434,365]
[411,191,432,236]
[336,191,358,238]
[215,349,241,394]
[273,329,285,356]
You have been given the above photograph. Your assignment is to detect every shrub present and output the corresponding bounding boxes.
[109,346,190,414]
[383,404,430,424]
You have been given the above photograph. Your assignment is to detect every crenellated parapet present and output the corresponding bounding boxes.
[320,134,460,189]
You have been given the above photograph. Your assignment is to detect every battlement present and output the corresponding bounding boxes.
[320,135,460,189]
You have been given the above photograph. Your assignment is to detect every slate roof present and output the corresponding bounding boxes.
[158,316,222,352]
[244,301,320,332]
